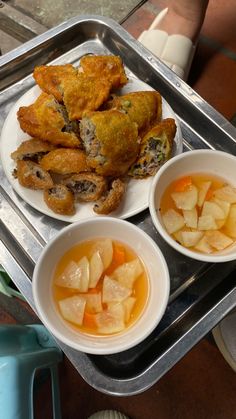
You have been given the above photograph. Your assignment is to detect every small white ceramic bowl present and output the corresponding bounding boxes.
[149,149,236,263]
[32,217,170,354]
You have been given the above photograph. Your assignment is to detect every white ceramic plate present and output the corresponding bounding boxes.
[0,77,182,222]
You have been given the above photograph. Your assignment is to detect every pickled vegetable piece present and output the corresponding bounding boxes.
[111,259,143,289]
[102,276,131,303]
[201,201,225,220]
[198,215,218,230]
[205,231,233,250]
[212,198,230,218]
[171,185,198,210]
[95,302,125,334]
[183,208,198,229]
[77,256,90,292]
[162,209,185,234]
[123,297,136,322]
[197,181,212,207]
[194,234,214,254]
[181,231,204,248]
[89,251,103,288]
[59,295,86,325]
[55,260,87,290]
[92,239,113,269]
[83,292,103,313]
[224,204,236,238]
[213,186,236,203]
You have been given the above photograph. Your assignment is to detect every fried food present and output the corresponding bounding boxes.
[11,138,56,162]
[33,64,77,102]
[79,55,128,89]
[107,91,162,135]
[62,73,112,120]
[17,93,81,148]
[40,148,89,175]
[80,110,139,177]
[44,184,75,215]
[93,178,126,214]
[15,160,53,189]
[63,172,107,202]
[129,118,176,178]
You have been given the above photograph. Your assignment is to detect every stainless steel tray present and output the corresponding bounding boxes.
[0,15,236,396]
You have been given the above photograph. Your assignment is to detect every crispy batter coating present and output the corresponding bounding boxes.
[15,160,53,189]
[17,93,81,148]
[108,91,162,135]
[129,118,176,178]
[93,178,126,214]
[63,172,107,202]
[40,148,89,175]
[33,64,77,102]
[80,110,139,177]
[62,73,112,120]
[11,138,56,162]
[44,184,75,215]
[79,55,128,89]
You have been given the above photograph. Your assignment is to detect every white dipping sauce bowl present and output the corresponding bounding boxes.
[149,149,236,263]
[32,217,170,354]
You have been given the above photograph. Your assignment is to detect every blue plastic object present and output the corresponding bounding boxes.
[0,324,62,419]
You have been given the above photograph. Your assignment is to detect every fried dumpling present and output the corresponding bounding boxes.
[62,73,112,120]
[17,92,81,148]
[44,184,75,215]
[33,64,77,102]
[93,178,126,214]
[129,118,176,178]
[11,138,56,163]
[80,110,139,177]
[40,148,89,175]
[107,91,162,135]
[79,55,128,89]
[14,160,53,189]
[63,172,107,202]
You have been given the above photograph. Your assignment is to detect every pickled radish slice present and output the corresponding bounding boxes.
[181,231,204,248]
[205,231,233,250]
[111,259,143,289]
[95,302,125,334]
[183,207,198,228]
[83,292,103,313]
[171,185,198,210]
[201,201,225,220]
[77,256,90,292]
[198,215,218,230]
[123,297,136,322]
[89,251,103,288]
[197,181,212,207]
[194,235,214,254]
[212,198,230,218]
[55,260,88,290]
[224,204,236,238]
[213,186,236,203]
[59,295,86,325]
[102,276,131,303]
[93,239,113,269]
[162,209,185,234]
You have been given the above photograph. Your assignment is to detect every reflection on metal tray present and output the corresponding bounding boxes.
[0,15,236,396]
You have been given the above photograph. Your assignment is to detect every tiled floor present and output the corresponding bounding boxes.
[1,0,236,418]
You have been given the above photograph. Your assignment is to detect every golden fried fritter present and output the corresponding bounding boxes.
[33,64,77,102]
[62,73,112,120]
[44,184,75,215]
[15,160,53,189]
[129,118,176,178]
[63,172,107,202]
[40,148,89,175]
[107,91,162,135]
[93,178,126,214]
[79,55,128,90]
[11,138,56,162]
[80,110,139,177]
[17,93,81,148]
